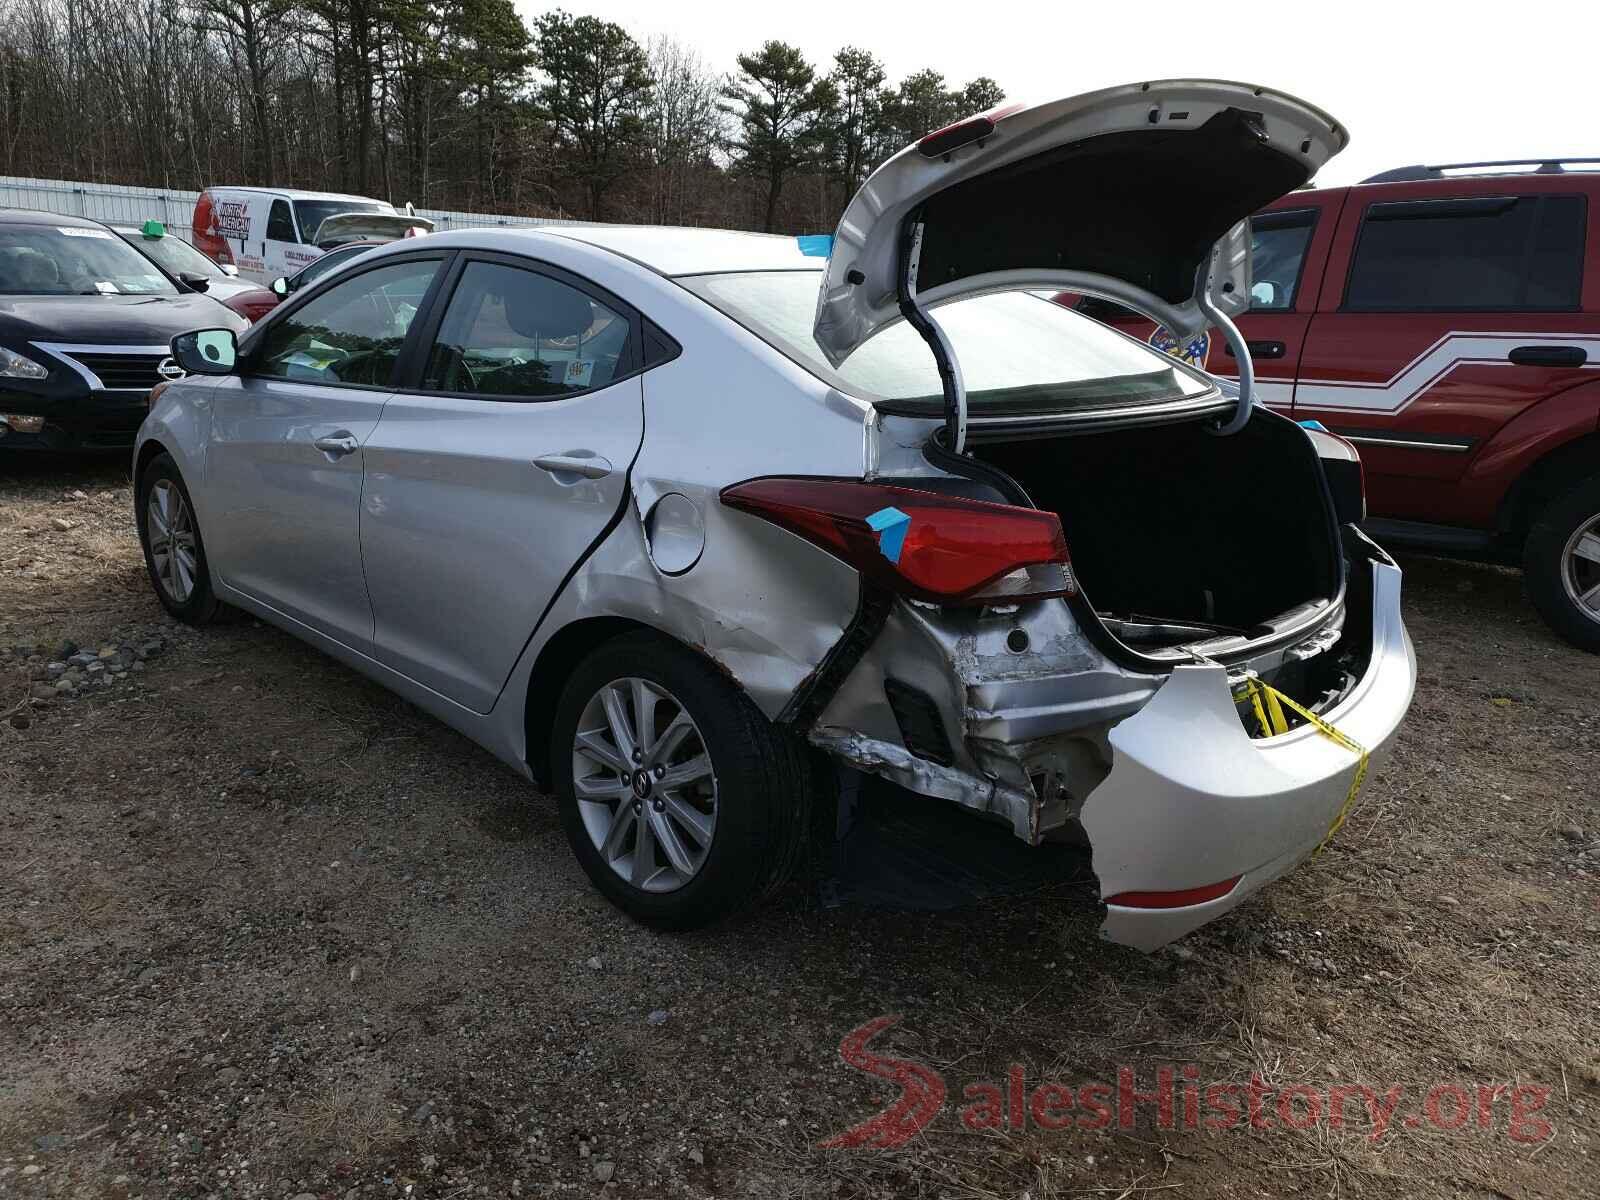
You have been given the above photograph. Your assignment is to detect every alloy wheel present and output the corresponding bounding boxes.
[571,677,718,893]
[1561,510,1600,623]
[146,480,199,604]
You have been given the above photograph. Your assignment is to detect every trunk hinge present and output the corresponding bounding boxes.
[896,215,969,454]
[1197,258,1256,436]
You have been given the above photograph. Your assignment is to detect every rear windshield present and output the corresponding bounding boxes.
[117,231,226,281]
[680,270,1214,414]
[0,224,178,296]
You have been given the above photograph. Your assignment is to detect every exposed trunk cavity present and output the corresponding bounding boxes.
[972,412,1341,655]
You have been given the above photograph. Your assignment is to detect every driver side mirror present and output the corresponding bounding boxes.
[271,277,290,297]
[178,271,211,293]
[170,328,238,376]
[1249,280,1279,307]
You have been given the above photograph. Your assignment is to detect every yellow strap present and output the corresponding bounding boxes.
[1233,677,1369,856]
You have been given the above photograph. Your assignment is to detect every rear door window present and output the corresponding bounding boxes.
[1249,209,1317,311]
[254,258,440,387]
[421,260,635,400]
[1344,194,1585,311]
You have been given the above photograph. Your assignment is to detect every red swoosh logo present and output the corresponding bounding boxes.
[818,1015,946,1149]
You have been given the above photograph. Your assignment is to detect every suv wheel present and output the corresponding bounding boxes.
[136,452,224,625]
[551,632,813,929]
[1524,475,1600,652]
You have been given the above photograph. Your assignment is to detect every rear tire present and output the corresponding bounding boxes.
[1523,475,1600,653]
[551,632,813,929]
[136,452,223,625]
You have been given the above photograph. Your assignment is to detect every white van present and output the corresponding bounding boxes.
[191,187,432,285]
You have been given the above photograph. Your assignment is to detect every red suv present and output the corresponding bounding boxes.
[1066,159,1600,651]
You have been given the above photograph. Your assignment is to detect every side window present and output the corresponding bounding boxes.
[1248,210,1316,311]
[254,258,439,387]
[266,199,297,243]
[422,261,634,399]
[297,245,360,288]
[1345,194,1585,311]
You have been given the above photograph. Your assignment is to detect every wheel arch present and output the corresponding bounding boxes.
[133,437,171,491]
[1497,431,1600,542]
[523,615,754,788]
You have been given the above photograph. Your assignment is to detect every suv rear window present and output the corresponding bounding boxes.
[681,271,1215,416]
[1345,194,1585,311]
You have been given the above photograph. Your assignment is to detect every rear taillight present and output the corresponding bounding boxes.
[721,478,1073,605]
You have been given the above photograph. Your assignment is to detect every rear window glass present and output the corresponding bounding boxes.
[680,271,1214,415]
[1345,195,1585,311]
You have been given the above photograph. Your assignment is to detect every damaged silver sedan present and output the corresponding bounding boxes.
[135,79,1414,949]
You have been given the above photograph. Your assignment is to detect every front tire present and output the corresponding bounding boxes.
[551,632,813,929]
[136,452,223,625]
[1524,475,1600,653]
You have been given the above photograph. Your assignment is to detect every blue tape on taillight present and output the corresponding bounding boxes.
[795,234,833,258]
[1298,419,1328,431]
[865,505,911,564]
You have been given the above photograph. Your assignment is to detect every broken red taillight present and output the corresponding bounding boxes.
[721,478,1073,605]
[1105,876,1243,910]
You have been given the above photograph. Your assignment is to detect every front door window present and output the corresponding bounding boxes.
[253,259,440,387]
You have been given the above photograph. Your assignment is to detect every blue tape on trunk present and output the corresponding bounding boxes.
[866,506,910,564]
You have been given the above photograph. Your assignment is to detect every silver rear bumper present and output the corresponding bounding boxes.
[1082,559,1414,949]
[811,548,1414,952]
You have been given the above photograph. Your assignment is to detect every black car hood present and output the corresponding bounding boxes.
[0,293,246,346]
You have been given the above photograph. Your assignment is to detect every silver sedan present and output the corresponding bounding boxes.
[135,79,1414,949]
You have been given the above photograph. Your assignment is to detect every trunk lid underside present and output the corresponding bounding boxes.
[814,79,1347,366]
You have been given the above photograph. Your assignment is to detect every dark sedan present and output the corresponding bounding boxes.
[0,209,247,451]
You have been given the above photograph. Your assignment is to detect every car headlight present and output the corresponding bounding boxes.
[0,346,48,380]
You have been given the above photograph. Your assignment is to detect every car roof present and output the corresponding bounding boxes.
[204,187,390,204]
[528,224,819,277]
[0,208,105,228]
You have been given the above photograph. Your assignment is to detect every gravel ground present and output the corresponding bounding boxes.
[2,454,1597,1199]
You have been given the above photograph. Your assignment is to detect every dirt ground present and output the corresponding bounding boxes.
[2,453,1596,1200]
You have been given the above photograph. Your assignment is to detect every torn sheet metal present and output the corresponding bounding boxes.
[1080,560,1415,951]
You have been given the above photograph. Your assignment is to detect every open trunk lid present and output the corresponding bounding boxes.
[311,212,435,246]
[813,79,1345,370]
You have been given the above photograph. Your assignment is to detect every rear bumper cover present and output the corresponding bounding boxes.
[811,544,1413,951]
[1082,558,1414,950]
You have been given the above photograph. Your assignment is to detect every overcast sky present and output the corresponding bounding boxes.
[528,0,1593,187]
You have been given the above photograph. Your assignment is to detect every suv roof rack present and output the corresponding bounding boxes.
[1362,158,1600,184]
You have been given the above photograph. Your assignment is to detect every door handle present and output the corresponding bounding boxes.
[1224,340,1287,360]
[1508,345,1587,368]
[533,452,612,480]
[313,432,360,457]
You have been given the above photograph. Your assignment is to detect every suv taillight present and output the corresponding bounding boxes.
[721,478,1074,605]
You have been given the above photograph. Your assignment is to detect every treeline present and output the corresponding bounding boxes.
[0,1,1005,232]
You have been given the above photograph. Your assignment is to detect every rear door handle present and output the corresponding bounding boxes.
[1224,340,1287,360]
[313,432,360,457]
[1508,345,1587,368]
[533,452,612,480]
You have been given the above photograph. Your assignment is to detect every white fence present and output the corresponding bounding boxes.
[0,175,582,241]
